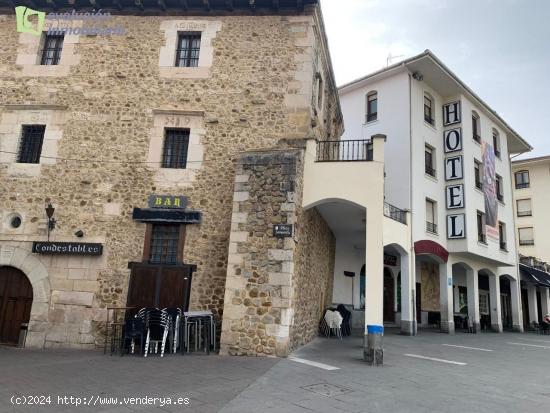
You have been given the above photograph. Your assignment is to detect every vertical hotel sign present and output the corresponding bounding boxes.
[482,142,499,240]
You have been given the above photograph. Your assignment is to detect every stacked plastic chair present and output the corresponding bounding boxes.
[137,308,170,357]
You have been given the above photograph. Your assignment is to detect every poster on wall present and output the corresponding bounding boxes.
[482,142,499,241]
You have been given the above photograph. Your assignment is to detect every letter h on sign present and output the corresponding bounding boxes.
[443,101,461,126]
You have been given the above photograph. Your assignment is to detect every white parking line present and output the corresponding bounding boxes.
[442,344,493,352]
[287,356,340,370]
[506,342,550,349]
[404,354,467,366]
[515,337,550,344]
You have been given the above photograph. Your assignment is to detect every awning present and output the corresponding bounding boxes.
[519,263,550,288]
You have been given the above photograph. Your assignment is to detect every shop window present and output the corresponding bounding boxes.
[162,128,190,169]
[18,125,46,164]
[175,32,201,67]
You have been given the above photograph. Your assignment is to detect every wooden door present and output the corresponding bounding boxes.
[383,268,395,323]
[0,267,33,345]
[159,266,192,310]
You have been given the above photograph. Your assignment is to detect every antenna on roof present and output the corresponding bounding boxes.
[387,53,405,67]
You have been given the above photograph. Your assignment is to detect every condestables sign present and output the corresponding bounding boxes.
[32,242,103,256]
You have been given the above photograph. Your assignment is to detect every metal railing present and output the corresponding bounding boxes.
[475,180,483,190]
[316,139,373,162]
[517,210,532,217]
[425,165,436,177]
[426,221,437,234]
[497,193,504,202]
[478,233,487,244]
[473,133,481,143]
[500,241,507,251]
[515,183,530,189]
[519,239,535,246]
[384,202,407,225]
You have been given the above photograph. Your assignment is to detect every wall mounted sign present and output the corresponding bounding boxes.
[447,214,466,239]
[148,195,188,209]
[383,253,398,266]
[132,208,201,224]
[446,184,465,209]
[443,101,461,126]
[445,156,463,180]
[444,127,462,153]
[32,242,103,255]
[273,224,293,238]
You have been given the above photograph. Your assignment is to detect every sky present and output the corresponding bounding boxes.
[320,0,550,159]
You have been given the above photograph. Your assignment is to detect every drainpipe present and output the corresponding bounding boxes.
[408,71,417,336]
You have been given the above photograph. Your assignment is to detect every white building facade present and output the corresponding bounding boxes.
[337,51,532,335]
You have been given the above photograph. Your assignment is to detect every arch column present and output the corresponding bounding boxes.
[466,267,480,333]
[439,261,454,334]
[0,245,51,348]
[399,251,414,335]
[489,274,503,333]
[527,284,539,325]
[509,277,523,332]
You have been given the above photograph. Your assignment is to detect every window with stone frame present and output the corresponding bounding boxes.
[175,32,201,67]
[161,128,190,169]
[146,224,185,264]
[17,124,46,164]
[40,34,64,66]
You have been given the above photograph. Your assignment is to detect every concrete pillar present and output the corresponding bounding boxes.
[466,268,481,333]
[439,261,454,334]
[539,288,550,319]
[527,284,539,324]
[400,252,414,336]
[510,279,523,332]
[363,207,384,365]
[489,275,503,333]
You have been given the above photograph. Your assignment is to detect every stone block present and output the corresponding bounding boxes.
[231,231,248,243]
[52,291,94,307]
[235,174,249,183]
[68,268,87,280]
[231,212,248,224]
[267,249,293,261]
[281,261,294,274]
[73,280,98,292]
[50,279,74,291]
[233,191,249,202]
[268,272,292,286]
[25,332,45,349]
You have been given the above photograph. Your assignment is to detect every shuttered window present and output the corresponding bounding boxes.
[518,227,534,246]
[516,199,532,217]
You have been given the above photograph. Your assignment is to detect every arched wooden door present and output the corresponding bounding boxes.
[0,267,33,345]
[383,268,395,323]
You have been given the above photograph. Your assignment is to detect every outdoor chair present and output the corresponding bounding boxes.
[323,309,343,339]
[163,308,182,354]
[182,311,213,354]
[120,318,144,356]
[336,304,352,337]
[141,308,170,357]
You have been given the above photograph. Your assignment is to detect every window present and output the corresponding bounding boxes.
[317,75,323,109]
[496,174,504,202]
[474,160,483,190]
[426,199,437,234]
[515,170,530,189]
[477,210,486,244]
[472,111,481,143]
[148,224,182,264]
[492,129,501,158]
[366,91,377,122]
[424,145,436,177]
[17,125,46,164]
[175,32,201,67]
[40,34,64,65]
[518,227,534,246]
[424,94,434,125]
[516,199,532,217]
[161,128,190,169]
[499,221,507,251]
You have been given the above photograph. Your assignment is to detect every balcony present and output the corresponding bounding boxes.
[384,202,407,225]
[426,221,437,234]
[316,139,373,162]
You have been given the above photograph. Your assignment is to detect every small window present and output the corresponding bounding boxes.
[317,76,323,109]
[175,32,201,67]
[474,160,483,190]
[492,129,501,158]
[426,198,437,234]
[149,224,181,264]
[498,222,507,251]
[40,34,64,65]
[518,227,534,246]
[496,174,503,202]
[472,111,481,143]
[366,91,377,122]
[161,128,190,169]
[424,145,436,177]
[516,199,532,217]
[18,125,46,164]
[477,210,486,244]
[515,170,529,189]
[424,94,434,125]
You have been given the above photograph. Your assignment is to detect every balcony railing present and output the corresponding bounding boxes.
[426,221,437,234]
[517,211,532,217]
[497,193,504,202]
[500,241,507,251]
[478,233,487,244]
[473,133,481,143]
[316,139,373,162]
[515,183,530,189]
[475,180,483,190]
[425,165,436,177]
[384,202,407,225]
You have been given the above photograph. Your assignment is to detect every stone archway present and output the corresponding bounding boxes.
[0,245,51,348]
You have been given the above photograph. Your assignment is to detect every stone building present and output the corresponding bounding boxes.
[0,0,349,357]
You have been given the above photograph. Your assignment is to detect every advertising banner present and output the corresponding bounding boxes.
[482,142,499,240]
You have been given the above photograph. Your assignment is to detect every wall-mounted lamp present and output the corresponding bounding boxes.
[45,203,56,241]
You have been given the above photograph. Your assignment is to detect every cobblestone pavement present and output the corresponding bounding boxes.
[2,330,550,412]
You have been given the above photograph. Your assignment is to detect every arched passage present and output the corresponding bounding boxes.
[0,266,33,345]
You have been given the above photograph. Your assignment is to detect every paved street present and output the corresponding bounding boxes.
[2,330,550,412]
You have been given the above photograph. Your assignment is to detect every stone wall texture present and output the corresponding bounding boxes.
[0,9,342,349]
